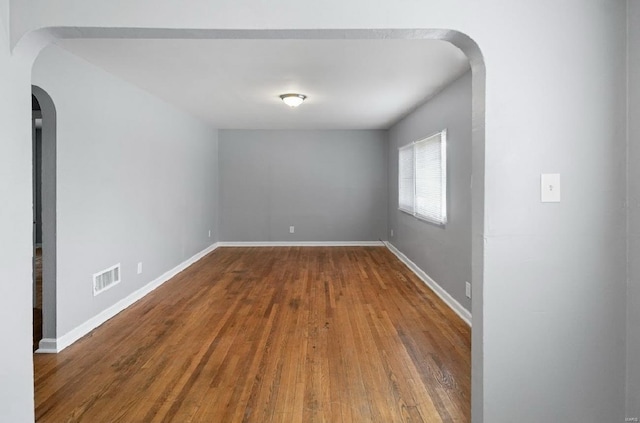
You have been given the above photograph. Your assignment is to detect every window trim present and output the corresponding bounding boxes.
[398,129,448,227]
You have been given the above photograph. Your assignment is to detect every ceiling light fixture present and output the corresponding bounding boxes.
[280,93,307,108]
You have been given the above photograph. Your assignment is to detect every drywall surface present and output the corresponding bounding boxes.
[0,7,36,422]
[31,45,219,337]
[34,127,42,243]
[0,11,34,422]
[1,1,630,422]
[219,130,387,242]
[628,1,640,419]
[0,0,6,41]
[388,72,472,312]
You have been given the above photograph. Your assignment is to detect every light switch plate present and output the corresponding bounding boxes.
[541,173,561,203]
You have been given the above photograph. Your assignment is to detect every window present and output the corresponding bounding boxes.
[398,130,447,225]
[398,143,415,213]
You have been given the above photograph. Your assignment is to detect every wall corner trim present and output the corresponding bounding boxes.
[384,241,472,326]
[35,242,220,354]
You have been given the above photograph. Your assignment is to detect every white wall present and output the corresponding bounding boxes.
[219,130,387,242]
[0,0,7,41]
[0,1,630,422]
[388,72,472,312]
[0,6,35,421]
[627,0,640,419]
[32,45,219,338]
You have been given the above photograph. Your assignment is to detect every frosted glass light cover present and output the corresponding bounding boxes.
[280,94,306,107]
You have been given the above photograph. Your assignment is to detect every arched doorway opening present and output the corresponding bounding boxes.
[24,28,485,420]
[31,85,57,353]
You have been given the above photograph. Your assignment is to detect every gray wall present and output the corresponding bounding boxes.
[219,130,387,242]
[34,127,42,244]
[628,0,640,418]
[32,45,219,337]
[388,72,472,312]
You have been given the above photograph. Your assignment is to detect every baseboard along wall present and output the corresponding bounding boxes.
[384,241,472,326]
[36,242,220,353]
[37,240,470,353]
[217,241,385,247]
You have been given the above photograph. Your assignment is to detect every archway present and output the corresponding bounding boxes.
[23,27,486,420]
[30,85,57,353]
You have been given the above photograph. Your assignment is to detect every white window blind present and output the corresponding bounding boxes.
[398,144,415,213]
[398,130,447,225]
[415,132,447,224]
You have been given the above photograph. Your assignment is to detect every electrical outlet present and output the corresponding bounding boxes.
[289,226,295,234]
[390,229,394,237]
[465,281,471,299]
[137,262,143,275]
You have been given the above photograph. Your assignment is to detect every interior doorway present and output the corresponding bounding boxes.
[32,94,42,351]
[27,27,484,419]
[31,85,57,353]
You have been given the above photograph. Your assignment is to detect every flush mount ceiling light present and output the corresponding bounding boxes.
[279,93,307,108]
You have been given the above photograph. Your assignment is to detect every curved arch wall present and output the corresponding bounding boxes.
[0,2,631,422]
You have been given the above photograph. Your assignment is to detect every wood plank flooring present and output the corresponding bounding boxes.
[34,247,470,422]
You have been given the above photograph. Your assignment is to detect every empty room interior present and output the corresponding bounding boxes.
[3,2,640,423]
[29,37,474,422]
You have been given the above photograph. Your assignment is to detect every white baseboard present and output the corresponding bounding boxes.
[36,242,220,354]
[36,240,468,353]
[218,241,385,247]
[384,241,472,327]
[36,338,58,353]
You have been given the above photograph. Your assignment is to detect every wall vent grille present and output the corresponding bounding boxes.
[93,264,121,296]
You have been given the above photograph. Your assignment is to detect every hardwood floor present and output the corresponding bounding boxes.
[34,247,470,422]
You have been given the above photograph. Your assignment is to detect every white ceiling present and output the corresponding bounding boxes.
[58,38,470,130]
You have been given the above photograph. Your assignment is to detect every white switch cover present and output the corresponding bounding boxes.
[390,229,394,237]
[541,173,561,203]
[289,226,295,234]
[465,281,472,299]
[208,230,211,238]
[137,262,143,274]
